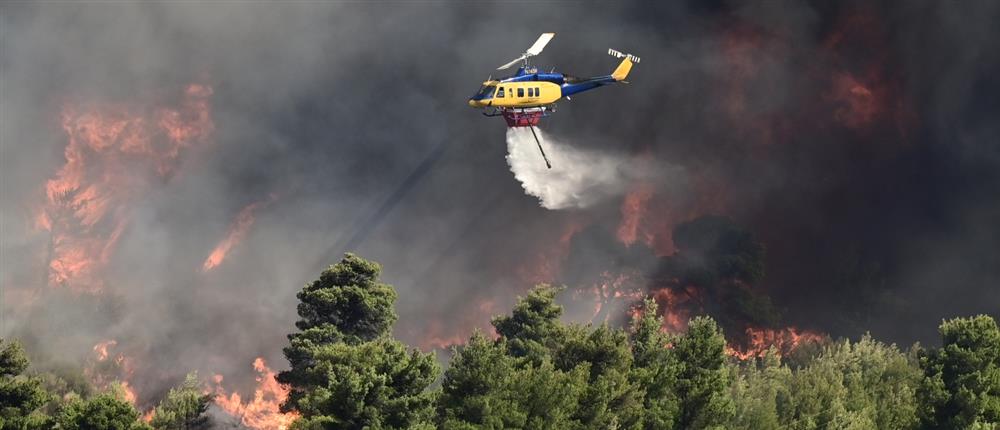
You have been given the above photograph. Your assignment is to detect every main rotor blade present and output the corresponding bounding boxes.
[526,33,555,56]
[497,54,527,70]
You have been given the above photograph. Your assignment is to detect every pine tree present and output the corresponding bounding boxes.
[149,373,212,430]
[918,315,1000,429]
[629,299,682,429]
[55,385,151,430]
[674,316,733,429]
[277,253,439,429]
[491,284,567,363]
[0,339,51,429]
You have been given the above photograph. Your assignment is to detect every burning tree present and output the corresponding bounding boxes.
[276,253,439,429]
[558,214,824,359]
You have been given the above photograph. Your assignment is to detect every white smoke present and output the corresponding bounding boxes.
[506,128,637,210]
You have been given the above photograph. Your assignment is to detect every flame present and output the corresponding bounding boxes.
[726,326,825,360]
[650,287,700,333]
[202,195,277,272]
[580,270,646,323]
[121,381,138,405]
[38,84,213,293]
[616,183,654,247]
[616,174,730,257]
[93,339,117,361]
[87,340,145,409]
[213,358,297,430]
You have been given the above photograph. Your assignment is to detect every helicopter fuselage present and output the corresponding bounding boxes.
[467,64,623,109]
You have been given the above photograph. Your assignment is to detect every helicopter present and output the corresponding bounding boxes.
[468,32,639,168]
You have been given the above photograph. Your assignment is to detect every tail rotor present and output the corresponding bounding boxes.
[608,49,641,64]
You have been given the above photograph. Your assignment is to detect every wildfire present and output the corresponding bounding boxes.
[121,381,138,405]
[202,195,277,272]
[87,339,144,409]
[38,84,213,293]
[616,183,654,247]
[213,358,298,430]
[93,339,117,361]
[726,326,825,360]
[650,287,699,333]
[582,270,646,323]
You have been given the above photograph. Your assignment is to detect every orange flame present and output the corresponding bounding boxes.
[202,195,277,272]
[213,358,298,430]
[650,287,700,333]
[579,270,646,323]
[121,381,138,405]
[616,184,654,247]
[93,339,117,362]
[726,326,825,360]
[38,84,213,293]
[87,340,145,410]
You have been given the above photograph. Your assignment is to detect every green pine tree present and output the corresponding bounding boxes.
[277,253,439,429]
[54,385,151,430]
[0,339,51,429]
[674,316,733,429]
[491,284,567,363]
[629,299,682,429]
[149,373,212,430]
[918,315,1000,429]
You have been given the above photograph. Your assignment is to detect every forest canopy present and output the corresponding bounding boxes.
[8,254,998,429]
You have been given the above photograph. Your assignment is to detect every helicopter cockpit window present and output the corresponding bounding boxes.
[474,85,496,100]
[497,87,505,98]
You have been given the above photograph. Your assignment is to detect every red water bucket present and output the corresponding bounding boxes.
[502,109,544,127]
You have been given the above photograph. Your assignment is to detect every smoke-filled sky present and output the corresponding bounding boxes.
[2,0,1000,404]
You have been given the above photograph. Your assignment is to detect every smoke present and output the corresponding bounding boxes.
[506,128,664,210]
[2,1,1000,420]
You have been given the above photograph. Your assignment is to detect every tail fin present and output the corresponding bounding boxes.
[608,49,640,81]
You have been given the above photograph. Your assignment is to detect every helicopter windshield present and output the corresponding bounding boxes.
[472,84,496,100]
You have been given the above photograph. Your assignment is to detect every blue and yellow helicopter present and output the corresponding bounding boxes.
[469,33,640,167]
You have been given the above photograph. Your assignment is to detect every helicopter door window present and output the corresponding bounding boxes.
[497,87,505,98]
[517,88,524,98]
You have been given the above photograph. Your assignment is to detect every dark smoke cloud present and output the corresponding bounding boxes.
[1,0,999,403]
